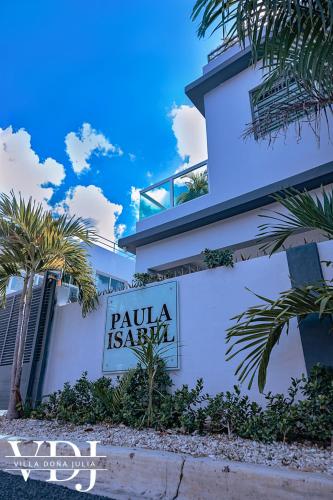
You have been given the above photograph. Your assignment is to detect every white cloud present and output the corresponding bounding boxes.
[57,185,123,242]
[65,122,123,175]
[0,126,65,205]
[130,186,141,221]
[129,153,136,162]
[116,223,126,239]
[170,104,207,170]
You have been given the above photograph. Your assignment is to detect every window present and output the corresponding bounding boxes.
[96,273,125,293]
[61,274,79,303]
[111,278,126,292]
[250,78,309,139]
[7,274,44,295]
[7,276,24,293]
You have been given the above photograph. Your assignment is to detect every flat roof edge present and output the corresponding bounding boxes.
[185,47,252,115]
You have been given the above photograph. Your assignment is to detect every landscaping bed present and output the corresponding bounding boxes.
[0,417,332,477]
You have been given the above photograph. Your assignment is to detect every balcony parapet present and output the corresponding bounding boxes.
[139,160,208,221]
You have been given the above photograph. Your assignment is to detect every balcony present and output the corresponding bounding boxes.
[139,161,208,220]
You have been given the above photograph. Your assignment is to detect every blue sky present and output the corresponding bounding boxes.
[0,0,219,239]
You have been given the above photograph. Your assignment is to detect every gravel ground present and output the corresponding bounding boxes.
[0,417,332,476]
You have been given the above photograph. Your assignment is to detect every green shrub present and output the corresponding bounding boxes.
[132,272,161,287]
[114,363,172,428]
[202,248,234,269]
[296,365,333,442]
[31,365,333,445]
[205,386,263,438]
[32,373,115,424]
[157,379,208,433]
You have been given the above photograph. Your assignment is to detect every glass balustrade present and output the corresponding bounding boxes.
[139,161,208,220]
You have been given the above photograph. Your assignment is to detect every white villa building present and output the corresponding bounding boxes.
[120,46,333,272]
[117,45,333,397]
[1,45,333,408]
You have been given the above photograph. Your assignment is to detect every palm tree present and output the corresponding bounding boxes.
[192,0,333,139]
[226,187,333,392]
[176,172,208,205]
[0,191,98,419]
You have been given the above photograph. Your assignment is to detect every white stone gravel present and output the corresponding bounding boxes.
[0,417,332,476]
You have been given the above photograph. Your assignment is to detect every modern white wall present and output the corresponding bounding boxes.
[135,206,270,272]
[87,243,135,284]
[134,187,331,273]
[205,66,333,204]
[43,250,307,403]
[136,56,333,234]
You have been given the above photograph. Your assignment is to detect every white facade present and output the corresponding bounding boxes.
[43,48,333,399]
[129,48,333,274]
[139,71,331,229]
[43,246,312,401]
[88,243,135,285]
[113,47,333,395]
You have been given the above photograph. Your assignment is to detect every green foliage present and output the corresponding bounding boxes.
[31,365,333,445]
[205,386,263,439]
[132,272,160,287]
[201,365,333,443]
[296,365,333,442]
[176,172,208,205]
[226,285,333,392]
[112,363,172,428]
[202,248,234,269]
[32,366,173,428]
[259,188,333,254]
[129,322,173,426]
[32,373,115,424]
[157,379,208,433]
[0,190,98,315]
[226,187,333,392]
[191,0,333,139]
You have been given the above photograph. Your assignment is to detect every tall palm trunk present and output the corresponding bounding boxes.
[7,273,34,419]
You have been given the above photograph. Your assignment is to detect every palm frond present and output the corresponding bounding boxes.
[0,191,98,316]
[226,283,333,392]
[176,172,208,205]
[258,187,333,253]
[0,257,20,306]
[191,0,333,138]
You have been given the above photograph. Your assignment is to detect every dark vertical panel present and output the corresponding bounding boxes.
[27,274,56,405]
[0,278,56,409]
[286,243,333,374]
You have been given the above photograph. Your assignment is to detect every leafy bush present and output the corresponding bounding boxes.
[202,248,234,269]
[132,272,161,287]
[32,365,333,445]
[157,379,208,433]
[113,363,172,428]
[205,386,263,438]
[296,365,333,442]
[32,373,115,425]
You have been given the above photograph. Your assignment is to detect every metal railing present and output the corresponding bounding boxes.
[139,160,208,220]
[208,43,225,62]
[94,234,135,259]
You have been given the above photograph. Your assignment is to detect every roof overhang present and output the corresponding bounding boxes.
[185,47,252,116]
[118,161,333,254]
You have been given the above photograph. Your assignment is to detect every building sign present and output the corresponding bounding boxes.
[103,281,178,373]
